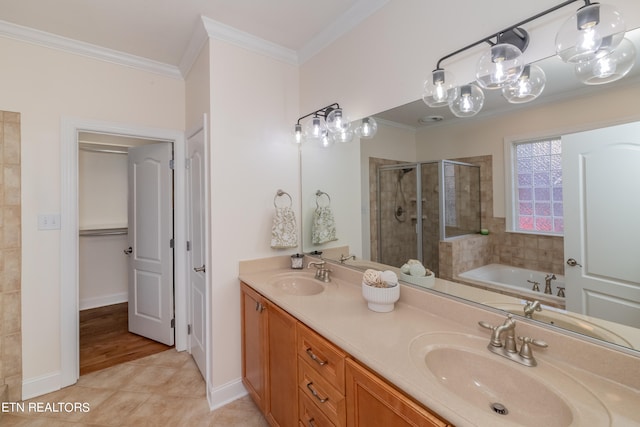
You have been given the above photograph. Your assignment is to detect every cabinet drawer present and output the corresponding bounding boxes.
[299,358,346,427]
[299,391,336,427]
[297,323,346,393]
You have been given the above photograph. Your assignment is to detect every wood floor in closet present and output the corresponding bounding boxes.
[79,302,172,376]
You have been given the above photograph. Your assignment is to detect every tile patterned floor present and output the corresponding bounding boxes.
[1,349,268,426]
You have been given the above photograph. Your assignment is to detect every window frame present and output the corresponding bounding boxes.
[504,135,564,236]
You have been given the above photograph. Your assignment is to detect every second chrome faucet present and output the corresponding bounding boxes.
[479,314,548,367]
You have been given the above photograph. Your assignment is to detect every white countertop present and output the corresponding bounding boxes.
[239,257,640,427]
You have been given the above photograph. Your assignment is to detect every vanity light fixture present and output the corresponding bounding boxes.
[293,103,377,145]
[422,0,632,117]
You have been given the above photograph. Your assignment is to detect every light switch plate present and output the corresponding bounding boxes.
[38,214,61,230]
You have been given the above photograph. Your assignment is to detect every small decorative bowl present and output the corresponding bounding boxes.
[361,281,400,312]
[400,272,435,289]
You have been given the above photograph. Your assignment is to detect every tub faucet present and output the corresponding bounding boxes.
[523,300,542,318]
[544,274,556,295]
[527,280,540,292]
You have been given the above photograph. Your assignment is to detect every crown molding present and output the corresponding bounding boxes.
[200,16,298,65]
[298,0,390,63]
[0,19,182,79]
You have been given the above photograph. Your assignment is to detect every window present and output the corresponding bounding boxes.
[510,138,563,235]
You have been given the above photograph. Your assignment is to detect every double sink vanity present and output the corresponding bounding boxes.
[239,255,640,426]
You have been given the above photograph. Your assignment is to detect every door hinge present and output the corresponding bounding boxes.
[187,324,192,335]
[185,158,192,169]
[186,240,191,251]
[170,318,175,328]
[169,159,175,170]
[170,238,174,249]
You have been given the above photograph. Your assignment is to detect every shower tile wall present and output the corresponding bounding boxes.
[369,158,417,267]
[0,111,22,403]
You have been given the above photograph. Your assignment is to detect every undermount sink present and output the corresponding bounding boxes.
[268,272,325,296]
[409,332,610,426]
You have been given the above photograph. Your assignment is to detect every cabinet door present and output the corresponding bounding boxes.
[345,359,449,427]
[267,301,298,427]
[241,282,268,412]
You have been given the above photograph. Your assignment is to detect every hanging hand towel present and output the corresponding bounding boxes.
[271,191,298,249]
[312,191,338,245]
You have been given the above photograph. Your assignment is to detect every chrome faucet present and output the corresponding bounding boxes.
[523,300,542,318]
[479,314,548,367]
[544,274,556,295]
[307,261,331,283]
[339,254,356,264]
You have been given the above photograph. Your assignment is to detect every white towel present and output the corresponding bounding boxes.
[312,206,337,245]
[271,206,298,249]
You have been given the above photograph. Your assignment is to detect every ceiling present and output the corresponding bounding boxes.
[0,0,387,67]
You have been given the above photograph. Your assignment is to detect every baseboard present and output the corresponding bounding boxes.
[79,292,128,310]
[207,378,247,411]
[22,371,62,400]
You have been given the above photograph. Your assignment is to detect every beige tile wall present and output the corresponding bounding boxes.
[1,111,22,403]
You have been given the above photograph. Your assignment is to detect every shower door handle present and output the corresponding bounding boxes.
[194,265,206,273]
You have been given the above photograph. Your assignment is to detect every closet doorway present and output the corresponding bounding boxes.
[78,132,174,375]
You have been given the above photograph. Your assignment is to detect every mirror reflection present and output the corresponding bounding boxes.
[300,28,640,352]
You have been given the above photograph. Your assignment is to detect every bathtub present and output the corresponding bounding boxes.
[456,264,565,307]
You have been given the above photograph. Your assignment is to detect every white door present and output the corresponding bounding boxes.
[563,122,640,328]
[187,126,209,378]
[127,142,175,345]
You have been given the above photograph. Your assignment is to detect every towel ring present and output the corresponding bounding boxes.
[316,190,331,208]
[274,189,293,208]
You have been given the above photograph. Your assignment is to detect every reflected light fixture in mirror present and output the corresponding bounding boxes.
[575,37,637,84]
[423,0,632,118]
[502,64,547,103]
[293,103,378,145]
[448,84,485,117]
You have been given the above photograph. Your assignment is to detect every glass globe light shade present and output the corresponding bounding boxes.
[556,3,626,63]
[448,85,485,117]
[303,116,327,143]
[293,123,303,144]
[502,64,546,104]
[320,132,334,148]
[325,108,352,134]
[422,69,455,107]
[476,43,525,89]
[332,128,354,143]
[355,117,378,139]
[575,38,636,85]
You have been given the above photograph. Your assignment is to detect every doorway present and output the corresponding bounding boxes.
[77,133,174,375]
[60,118,190,390]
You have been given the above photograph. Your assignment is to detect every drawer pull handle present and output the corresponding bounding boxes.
[306,382,329,403]
[307,417,316,427]
[305,348,327,366]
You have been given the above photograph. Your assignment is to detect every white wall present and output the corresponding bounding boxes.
[207,38,299,404]
[0,36,184,388]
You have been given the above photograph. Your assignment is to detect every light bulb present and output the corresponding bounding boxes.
[303,116,327,143]
[556,3,626,63]
[423,69,455,107]
[476,43,524,89]
[448,85,484,118]
[502,64,546,104]
[355,117,378,139]
[575,37,636,85]
[325,108,351,134]
[293,124,303,144]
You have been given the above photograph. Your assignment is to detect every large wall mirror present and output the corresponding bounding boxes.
[300,27,640,353]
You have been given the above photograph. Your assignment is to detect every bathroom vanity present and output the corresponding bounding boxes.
[239,255,640,427]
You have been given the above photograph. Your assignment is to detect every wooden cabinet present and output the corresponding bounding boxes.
[297,323,346,427]
[241,282,452,427]
[241,282,297,427]
[345,359,450,427]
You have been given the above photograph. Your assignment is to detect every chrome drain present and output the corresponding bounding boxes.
[490,403,509,415]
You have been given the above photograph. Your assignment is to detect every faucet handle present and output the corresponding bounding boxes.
[527,280,540,292]
[517,336,548,365]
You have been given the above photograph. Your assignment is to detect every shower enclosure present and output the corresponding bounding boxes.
[374,160,481,277]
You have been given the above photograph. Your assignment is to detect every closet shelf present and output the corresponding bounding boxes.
[79,227,128,237]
